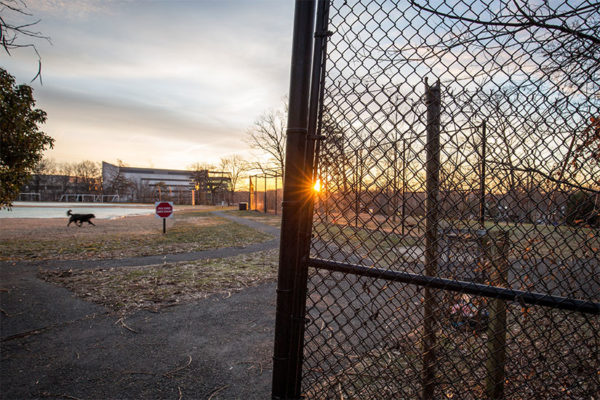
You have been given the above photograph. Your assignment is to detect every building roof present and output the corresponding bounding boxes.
[102,161,194,176]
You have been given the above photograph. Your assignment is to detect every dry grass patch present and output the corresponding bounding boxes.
[39,249,279,313]
[224,210,282,228]
[1,216,272,261]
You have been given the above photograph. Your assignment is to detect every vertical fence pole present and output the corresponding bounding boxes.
[248,176,252,209]
[393,141,399,222]
[484,230,509,400]
[324,175,329,222]
[423,79,441,400]
[393,94,399,223]
[402,138,407,236]
[355,149,360,227]
[271,0,316,398]
[480,120,487,227]
[275,174,278,215]
[265,175,268,214]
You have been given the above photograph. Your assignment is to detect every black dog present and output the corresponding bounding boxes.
[67,209,96,227]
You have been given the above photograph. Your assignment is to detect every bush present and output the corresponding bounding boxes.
[565,191,599,227]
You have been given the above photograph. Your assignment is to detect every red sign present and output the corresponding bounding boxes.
[155,201,174,218]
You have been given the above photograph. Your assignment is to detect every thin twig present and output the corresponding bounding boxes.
[178,386,183,400]
[207,385,229,400]
[115,317,138,334]
[164,355,192,377]
[39,392,81,400]
[123,370,155,376]
[1,327,47,342]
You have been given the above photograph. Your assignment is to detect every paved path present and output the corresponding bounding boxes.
[1,212,281,399]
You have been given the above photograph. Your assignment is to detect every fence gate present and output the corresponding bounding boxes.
[272,0,599,398]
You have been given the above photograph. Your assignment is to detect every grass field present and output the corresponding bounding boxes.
[223,210,282,227]
[1,209,273,261]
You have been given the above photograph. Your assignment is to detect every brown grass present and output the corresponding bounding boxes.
[39,249,279,313]
[1,209,273,261]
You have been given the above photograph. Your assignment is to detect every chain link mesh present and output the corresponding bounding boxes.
[304,0,599,398]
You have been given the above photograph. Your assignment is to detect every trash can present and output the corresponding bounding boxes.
[239,202,248,211]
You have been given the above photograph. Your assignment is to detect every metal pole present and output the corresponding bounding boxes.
[393,141,398,222]
[422,79,441,400]
[264,174,268,214]
[393,95,399,223]
[272,0,316,397]
[275,174,278,215]
[402,138,407,236]
[480,120,487,227]
[355,149,360,227]
[484,231,509,400]
[249,176,252,209]
[288,1,331,394]
[325,175,329,222]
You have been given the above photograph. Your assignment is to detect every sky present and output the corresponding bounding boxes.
[2,0,294,170]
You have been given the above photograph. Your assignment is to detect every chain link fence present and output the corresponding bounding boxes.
[296,0,600,398]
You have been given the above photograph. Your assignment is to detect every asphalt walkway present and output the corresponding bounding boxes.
[0,212,280,399]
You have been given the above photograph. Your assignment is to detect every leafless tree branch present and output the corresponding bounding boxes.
[1,1,50,82]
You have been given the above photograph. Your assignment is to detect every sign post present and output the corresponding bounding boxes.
[155,201,174,233]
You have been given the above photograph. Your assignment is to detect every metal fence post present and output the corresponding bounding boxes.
[480,120,487,227]
[355,149,360,227]
[423,78,441,400]
[484,230,509,400]
[271,0,316,398]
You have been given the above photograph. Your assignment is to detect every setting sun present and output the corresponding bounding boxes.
[313,179,321,192]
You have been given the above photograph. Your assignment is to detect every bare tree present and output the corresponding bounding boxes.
[55,162,74,193]
[188,162,215,172]
[219,155,249,192]
[73,160,101,193]
[573,116,600,168]
[406,0,600,95]
[188,161,215,191]
[247,102,287,178]
[1,1,50,81]
[33,157,56,175]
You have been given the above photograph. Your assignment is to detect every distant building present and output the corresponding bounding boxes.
[101,162,232,205]
[19,174,101,202]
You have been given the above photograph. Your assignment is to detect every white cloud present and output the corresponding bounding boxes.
[4,0,294,168]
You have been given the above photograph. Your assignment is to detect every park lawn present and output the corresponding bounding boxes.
[1,215,273,261]
[311,217,599,265]
[39,249,279,313]
[224,210,282,228]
